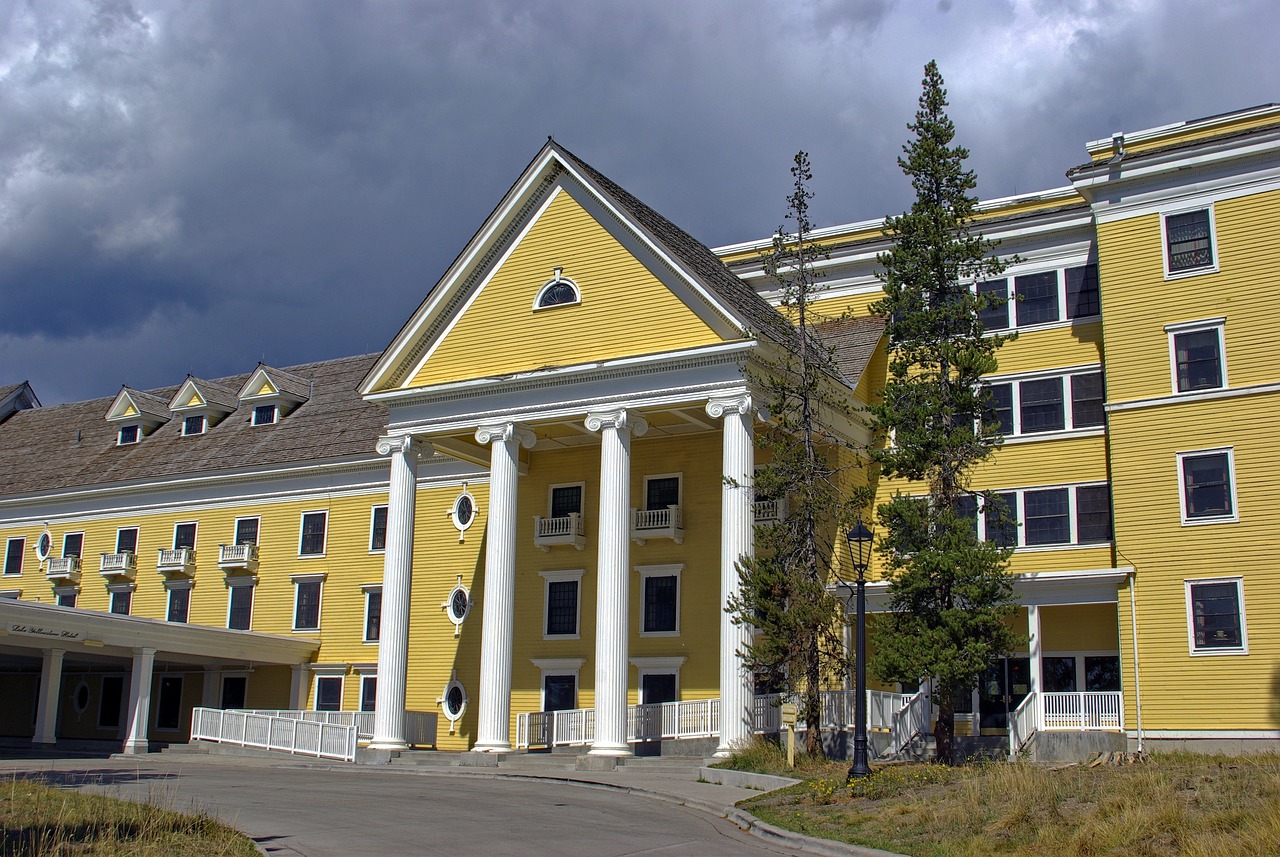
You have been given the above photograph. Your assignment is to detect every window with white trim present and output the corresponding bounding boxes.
[292,574,324,630]
[108,586,133,615]
[984,370,1105,436]
[644,475,681,510]
[173,522,196,551]
[116,527,139,555]
[62,532,84,559]
[227,579,255,631]
[4,538,23,576]
[299,511,327,557]
[541,570,583,638]
[441,678,467,723]
[1178,449,1237,524]
[977,263,1100,333]
[315,676,343,711]
[182,415,206,436]
[363,585,382,642]
[166,582,191,623]
[1164,207,1216,276]
[369,505,388,552]
[1185,577,1246,655]
[549,483,584,518]
[54,587,78,608]
[117,424,140,446]
[252,404,278,426]
[360,674,377,712]
[954,485,1111,548]
[533,268,581,309]
[234,517,259,546]
[638,564,681,636]
[1166,319,1226,394]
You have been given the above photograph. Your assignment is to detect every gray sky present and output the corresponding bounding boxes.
[3,0,1277,404]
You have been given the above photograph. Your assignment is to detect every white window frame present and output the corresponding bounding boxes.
[530,658,585,711]
[226,576,257,631]
[440,677,468,725]
[1177,447,1238,526]
[298,511,328,557]
[313,672,345,712]
[107,582,135,615]
[532,268,581,311]
[62,532,85,558]
[117,424,140,446]
[165,579,194,623]
[631,656,687,704]
[291,573,326,632]
[233,516,260,546]
[983,366,1105,440]
[637,563,682,637]
[172,521,197,551]
[1165,318,1227,396]
[358,670,378,712]
[362,583,382,643]
[971,482,1112,549]
[251,404,278,427]
[369,505,388,553]
[449,491,477,534]
[642,473,683,510]
[974,260,1102,334]
[53,586,79,608]
[540,569,584,640]
[182,414,207,437]
[1184,577,1247,656]
[115,527,140,555]
[547,482,586,516]
[3,537,24,576]
[1162,204,1219,279]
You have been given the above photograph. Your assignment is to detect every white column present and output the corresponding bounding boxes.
[371,434,430,749]
[32,648,65,746]
[707,394,760,756]
[289,664,310,710]
[122,647,156,754]
[586,408,647,756]
[473,422,536,752]
[1027,604,1042,730]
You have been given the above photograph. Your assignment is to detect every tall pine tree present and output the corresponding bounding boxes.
[868,61,1021,766]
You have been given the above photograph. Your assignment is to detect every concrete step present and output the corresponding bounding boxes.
[387,750,466,767]
[161,742,212,755]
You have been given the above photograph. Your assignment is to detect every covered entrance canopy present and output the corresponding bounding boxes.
[0,599,318,753]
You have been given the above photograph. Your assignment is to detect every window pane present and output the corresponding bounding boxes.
[1071,373,1105,428]
[370,507,388,551]
[1015,271,1060,326]
[253,404,277,426]
[951,495,978,539]
[173,523,196,550]
[1167,210,1213,272]
[228,586,254,630]
[643,575,678,632]
[235,518,259,546]
[1019,378,1065,433]
[546,580,578,635]
[1065,264,1100,319]
[1024,488,1070,545]
[110,590,131,615]
[116,528,139,554]
[1190,582,1242,649]
[167,588,190,623]
[646,478,680,510]
[183,415,205,436]
[316,677,342,712]
[1075,485,1112,543]
[295,581,321,629]
[551,486,583,518]
[300,513,327,555]
[1042,656,1076,693]
[1084,656,1120,691]
[360,677,377,712]
[1183,454,1232,518]
[984,383,1013,436]
[221,676,247,710]
[63,533,83,558]
[984,493,1018,547]
[57,592,77,608]
[5,539,25,575]
[544,675,576,711]
[365,591,382,641]
[977,279,1009,331]
[118,425,139,445]
[1174,329,1222,391]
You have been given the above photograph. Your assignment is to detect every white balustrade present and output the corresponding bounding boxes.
[1041,691,1123,731]
[533,513,586,550]
[217,543,259,570]
[629,506,684,544]
[99,552,137,578]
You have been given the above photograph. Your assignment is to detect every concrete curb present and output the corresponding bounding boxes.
[698,765,799,791]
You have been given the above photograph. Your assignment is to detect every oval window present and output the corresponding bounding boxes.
[36,532,52,561]
[451,492,476,532]
[447,586,470,625]
[442,680,467,722]
[74,683,90,713]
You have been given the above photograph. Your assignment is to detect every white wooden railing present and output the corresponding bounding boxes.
[533,514,586,551]
[629,506,684,544]
[516,699,718,749]
[156,548,194,574]
[191,708,357,762]
[1009,690,1124,757]
[46,556,82,582]
[891,688,931,755]
[218,543,259,570]
[241,709,438,747]
[1009,693,1038,758]
[99,552,137,578]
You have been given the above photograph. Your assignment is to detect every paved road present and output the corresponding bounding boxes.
[3,757,810,857]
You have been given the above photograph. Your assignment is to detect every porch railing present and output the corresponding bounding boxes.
[533,513,586,551]
[241,709,438,747]
[191,707,356,762]
[99,552,137,579]
[516,699,718,749]
[217,543,259,571]
[1042,691,1123,731]
[629,506,684,544]
[156,548,195,575]
[1009,693,1038,758]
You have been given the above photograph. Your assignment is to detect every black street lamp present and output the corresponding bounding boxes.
[845,516,874,780]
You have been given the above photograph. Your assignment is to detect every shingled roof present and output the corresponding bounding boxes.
[813,316,886,390]
[0,354,386,499]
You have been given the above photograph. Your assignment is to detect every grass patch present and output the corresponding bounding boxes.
[0,775,259,856]
[726,744,1280,856]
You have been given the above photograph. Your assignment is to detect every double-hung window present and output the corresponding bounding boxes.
[638,564,681,636]
[984,370,1104,437]
[977,264,1099,332]
[363,586,382,642]
[645,476,681,511]
[1185,578,1246,655]
[173,522,196,552]
[182,415,206,436]
[541,570,583,638]
[62,533,84,559]
[234,517,259,546]
[299,512,327,557]
[1167,319,1226,394]
[369,506,388,552]
[1164,208,1216,276]
[166,584,191,623]
[227,581,255,631]
[1065,264,1101,319]
[1015,271,1060,326]
[977,484,1111,547]
[1178,449,1236,524]
[551,485,583,518]
[3,538,23,576]
[978,279,1010,332]
[109,587,132,615]
[293,574,324,631]
[315,676,342,712]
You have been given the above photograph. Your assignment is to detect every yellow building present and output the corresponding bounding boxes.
[1,105,1276,760]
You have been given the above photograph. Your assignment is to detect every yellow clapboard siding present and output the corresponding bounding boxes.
[1042,603,1119,651]
[407,189,725,389]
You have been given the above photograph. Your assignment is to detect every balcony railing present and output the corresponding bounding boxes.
[99,552,137,580]
[533,513,586,551]
[156,547,195,576]
[630,505,684,545]
[753,498,788,522]
[46,556,82,584]
[218,543,259,572]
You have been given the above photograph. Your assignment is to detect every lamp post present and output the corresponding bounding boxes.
[845,516,874,780]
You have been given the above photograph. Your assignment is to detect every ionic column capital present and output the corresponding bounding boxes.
[706,393,767,422]
[376,435,432,458]
[585,409,648,436]
[475,422,536,449]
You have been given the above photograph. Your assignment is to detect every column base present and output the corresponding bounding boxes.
[471,741,513,753]
[121,739,151,755]
[713,746,734,758]
[588,742,632,757]
[31,738,57,748]
[368,739,408,751]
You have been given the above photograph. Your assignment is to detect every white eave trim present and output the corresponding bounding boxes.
[846,567,1133,612]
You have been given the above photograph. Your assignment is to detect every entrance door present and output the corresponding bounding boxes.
[221,676,247,710]
[978,657,1030,733]
[155,676,184,732]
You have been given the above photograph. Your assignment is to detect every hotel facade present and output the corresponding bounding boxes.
[1,104,1276,758]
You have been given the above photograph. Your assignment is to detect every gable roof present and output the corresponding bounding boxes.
[168,376,239,414]
[360,140,794,396]
[0,354,385,500]
[813,316,886,390]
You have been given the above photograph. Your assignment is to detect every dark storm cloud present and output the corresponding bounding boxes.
[1,0,1277,403]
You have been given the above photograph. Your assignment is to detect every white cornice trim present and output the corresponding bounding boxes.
[1084,105,1280,156]
[1107,381,1280,414]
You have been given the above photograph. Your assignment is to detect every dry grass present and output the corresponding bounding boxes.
[0,776,258,856]
[730,744,1280,856]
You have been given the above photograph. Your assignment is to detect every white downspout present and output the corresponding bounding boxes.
[1128,570,1143,752]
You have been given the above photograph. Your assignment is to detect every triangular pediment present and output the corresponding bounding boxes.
[361,141,789,396]
[236,365,310,405]
[169,376,239,418]
[106,387,169,427]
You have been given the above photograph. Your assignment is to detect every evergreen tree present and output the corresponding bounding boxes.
[730,152,862,755]
[868,61,1021,765]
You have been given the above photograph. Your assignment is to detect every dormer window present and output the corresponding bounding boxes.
[118,425,140,446]
[253,404,278,426]
[534,267,580,310]
[182,415,206,436]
